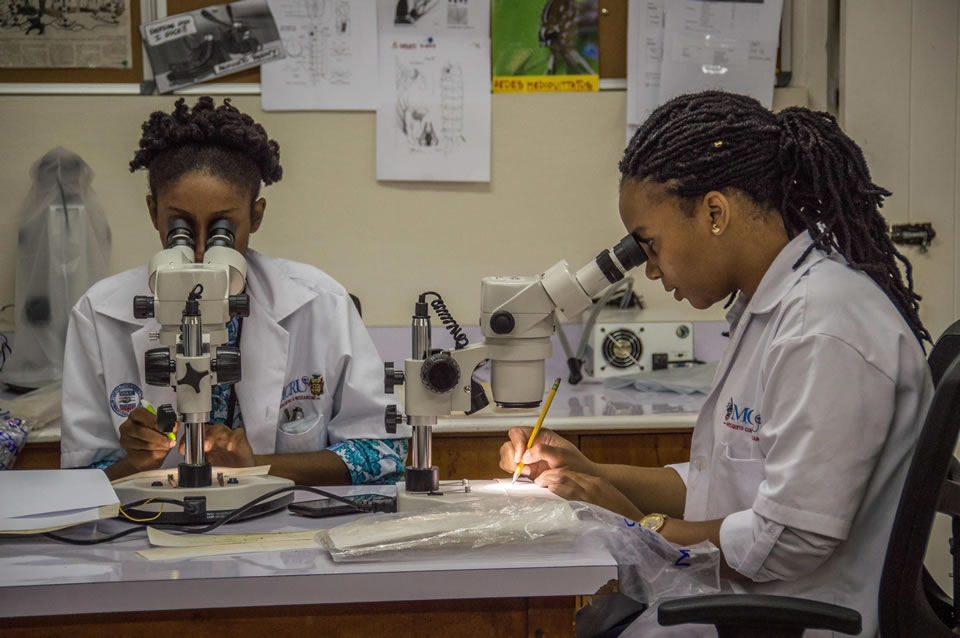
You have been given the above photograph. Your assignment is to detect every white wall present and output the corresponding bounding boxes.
[842,0,960,594]
[0,91,734,329]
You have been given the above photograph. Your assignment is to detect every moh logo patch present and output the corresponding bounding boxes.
[110,382,143,417]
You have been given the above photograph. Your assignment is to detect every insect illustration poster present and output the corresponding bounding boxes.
[376,0,490,182]
[492,0,598,93]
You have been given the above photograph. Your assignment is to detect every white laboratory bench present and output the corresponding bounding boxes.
[0,485,618,637]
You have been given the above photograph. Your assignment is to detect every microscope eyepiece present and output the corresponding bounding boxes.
[165,218,195,249]
[207,219,236,249]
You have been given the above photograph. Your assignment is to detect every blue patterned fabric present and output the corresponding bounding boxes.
[88,453,122,471]
[210,316,244,429]
[329,438,409,485]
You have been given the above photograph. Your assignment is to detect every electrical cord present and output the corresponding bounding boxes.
[38,486,382,545]
[555,276,637,385]
[419,291,469,349]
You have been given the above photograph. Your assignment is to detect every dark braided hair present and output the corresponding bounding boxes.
[130,96,282,203]
[619,90,930,346]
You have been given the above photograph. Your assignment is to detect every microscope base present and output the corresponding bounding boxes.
[395,479,561,512]
[113,473,295,525]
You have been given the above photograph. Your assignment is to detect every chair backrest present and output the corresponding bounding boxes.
[878,319,960,636]
[348,293,362,318]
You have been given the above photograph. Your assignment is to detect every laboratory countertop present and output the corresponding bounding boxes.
[434,381,702,433]
[0,485,617,619]
[14,382,702,446]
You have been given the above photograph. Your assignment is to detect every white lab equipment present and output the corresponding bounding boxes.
[383,233,649,509]
[586,308,695,379]
[112,219,293,523]
[0,148,111,391]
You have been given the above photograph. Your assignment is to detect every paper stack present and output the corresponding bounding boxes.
[0,469,120,534]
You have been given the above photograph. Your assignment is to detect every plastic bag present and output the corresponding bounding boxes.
[604,361,719,395]
[316,496,720,605]
[0,382,61,432]
[0,148,111,390]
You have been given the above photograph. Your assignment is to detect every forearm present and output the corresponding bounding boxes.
[104,458,138,481]
[254,450,352,485]
[660,517,741,580]
[595,464,687,519]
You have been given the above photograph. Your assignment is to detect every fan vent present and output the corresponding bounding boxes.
[602,329,643,369]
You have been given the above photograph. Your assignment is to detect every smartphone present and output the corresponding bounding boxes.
[288,493,397,518]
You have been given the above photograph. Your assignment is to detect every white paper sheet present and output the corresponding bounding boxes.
[626,0,665,127]
[375,0,491,182]
[0,469,119,533]
[659,0,783,109]
[261,0,379,111]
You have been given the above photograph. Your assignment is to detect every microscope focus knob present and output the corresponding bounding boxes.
[213,346,242,385]
[490,311,515,334]
[144,347,175,387]
[384,362,405,394]
[133,295,155,319]
[384,405,403,434]
[420,353,461,394]
[229,294,250,318]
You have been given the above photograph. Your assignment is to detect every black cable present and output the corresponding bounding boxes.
[419,291,469,349]
[41,497,190,545]
[157,486,370,535]
[43,525,144,546]
[40,486,379,546]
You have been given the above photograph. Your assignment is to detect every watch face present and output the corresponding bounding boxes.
[641,513,665,531]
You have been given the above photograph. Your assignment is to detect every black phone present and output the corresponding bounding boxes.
[287,494,397,518]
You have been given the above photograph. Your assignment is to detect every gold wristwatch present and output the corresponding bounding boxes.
[639,513,668,533]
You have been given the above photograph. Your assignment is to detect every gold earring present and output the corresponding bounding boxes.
[711,224,721,235]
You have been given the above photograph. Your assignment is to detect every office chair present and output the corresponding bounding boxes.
[658,319,960,637]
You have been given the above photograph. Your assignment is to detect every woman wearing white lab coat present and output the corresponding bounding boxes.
[500,91,933,636]
[61,97,409,484]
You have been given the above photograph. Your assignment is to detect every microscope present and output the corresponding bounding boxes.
[384,233,648,510]
[112,219,294,524]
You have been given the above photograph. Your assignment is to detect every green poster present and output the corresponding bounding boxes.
[492,0,599,92]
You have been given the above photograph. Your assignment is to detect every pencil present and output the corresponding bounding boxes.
[511,377,562,485]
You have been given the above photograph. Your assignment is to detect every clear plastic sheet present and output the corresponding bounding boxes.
[316,496,719,605]
[0,148,111,389]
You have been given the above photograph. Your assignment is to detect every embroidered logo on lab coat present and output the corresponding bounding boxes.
[110,382,143,417]
[280,373,325,409]
[724,397,762,438]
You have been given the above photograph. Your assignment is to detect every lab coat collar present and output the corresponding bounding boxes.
[740,231,829,318]
[243,249,319,323]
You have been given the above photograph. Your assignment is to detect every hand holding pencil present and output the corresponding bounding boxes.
[510,377,562,485]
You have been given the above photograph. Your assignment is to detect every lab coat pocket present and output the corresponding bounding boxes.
[275,412,325,454]
[709,442,766,516]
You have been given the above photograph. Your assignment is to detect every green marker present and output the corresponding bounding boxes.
[141,400,176,441]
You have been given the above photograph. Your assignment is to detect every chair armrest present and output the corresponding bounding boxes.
[658,594,862,636]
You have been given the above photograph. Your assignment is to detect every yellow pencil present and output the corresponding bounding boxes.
[511,377,562,485]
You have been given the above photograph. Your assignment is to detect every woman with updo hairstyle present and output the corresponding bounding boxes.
[62,97,410,487]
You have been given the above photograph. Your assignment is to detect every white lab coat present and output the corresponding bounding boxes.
[625,233,933,637]
[60,249,409,469]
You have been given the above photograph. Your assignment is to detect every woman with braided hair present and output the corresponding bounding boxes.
[61,97,410,486]
[500,91,932,635]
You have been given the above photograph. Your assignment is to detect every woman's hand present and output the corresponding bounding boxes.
[189,424,255,467]
[499,427,598,480]
[117,407,179,471]
[535,469,644,521]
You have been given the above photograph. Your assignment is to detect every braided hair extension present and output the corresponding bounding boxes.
[130,96,283,202]
[619,90,930,346]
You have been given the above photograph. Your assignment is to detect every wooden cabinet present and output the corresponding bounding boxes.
[431,430,692,480]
